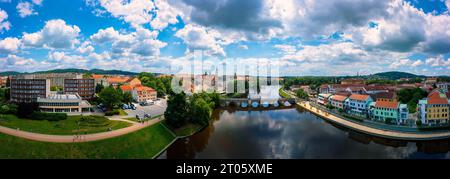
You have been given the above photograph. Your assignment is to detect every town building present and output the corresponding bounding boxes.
[369,91,397,102]
[418,90,449,125]
[0,76,8,88]
[15,73,82,87]
[317,93,332,105]
[425,77,438,85]
[92,74,108,87]
[329,95,347,110]
[437,82,450,92]
[37,93,92,114]
[119,78,158,103]
[369,99,408,124]
[345,94,373,118]
[106,76,131,87]
[341,78,365,85]
[64,78,95,100]
[132,85,157,103]
[10,79,51,103]
[364,86,389,94]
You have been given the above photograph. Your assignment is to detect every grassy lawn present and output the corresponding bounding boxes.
[0,122,176,159]
[123,114,163,123]
[279,88,291,98]
[0,114,131,135]
[117,109,128,116]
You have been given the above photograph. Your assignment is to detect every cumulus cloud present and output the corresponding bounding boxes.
[425,56,450,69]
[0,9,11,33]
[0,37,21,54]
[16,1,38,18]
[274,44,296,54]
[22,19,81,49]
[32,0,43,5]
[89,0,179,30]
[175,24,226,56]
[90,27,166,57]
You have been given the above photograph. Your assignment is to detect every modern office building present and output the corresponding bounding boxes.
[10,79,51,103]
[37,93,92,114]
[15,73,82,87]
[64,78,95,100]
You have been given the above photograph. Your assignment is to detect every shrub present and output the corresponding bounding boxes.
[79,116,110,127]
[104,109,120,116]
[29,111,67,121]
[0,104,18,114]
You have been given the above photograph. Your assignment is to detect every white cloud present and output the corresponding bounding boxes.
[17,1,38,18]
[175,24,226,57]
[411,60,423,67]
[90,27,166,57]
[238,45,248,50]
[425,56,450,68]
[22,19,81,49]
[32,0,43,5]
[0,9,11,33]
[76,41,94,54]
[0,37,21,54]
[274,44,296,54]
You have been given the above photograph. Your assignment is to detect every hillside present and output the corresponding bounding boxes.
[370,71,426,80]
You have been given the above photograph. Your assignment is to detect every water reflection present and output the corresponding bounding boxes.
[162,107,450,159]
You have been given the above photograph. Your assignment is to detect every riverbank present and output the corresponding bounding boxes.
[0,121,175,159]
[298,101,450,141]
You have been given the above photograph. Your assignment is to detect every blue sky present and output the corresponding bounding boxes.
[0,0,449,76]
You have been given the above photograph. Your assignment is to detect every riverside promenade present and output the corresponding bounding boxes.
[0,117,164,143]
[298,101,450,141]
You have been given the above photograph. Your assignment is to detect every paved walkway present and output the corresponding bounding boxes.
[298,101,450,141]
[0,117,164,143]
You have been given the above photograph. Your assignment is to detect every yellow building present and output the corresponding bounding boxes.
[418,90,450,125]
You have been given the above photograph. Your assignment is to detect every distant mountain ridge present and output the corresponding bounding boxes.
[370,71,427,80]
[0,68,140,76]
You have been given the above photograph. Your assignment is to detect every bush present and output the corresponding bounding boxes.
[416,120,422,126]
[29,111,67,121]
[104,109,120,116]
[0,104,18,114]
[79,116,110,127]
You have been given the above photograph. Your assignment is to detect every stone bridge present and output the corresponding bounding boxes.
[220,97,297,108]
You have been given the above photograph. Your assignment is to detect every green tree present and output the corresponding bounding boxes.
[295,89,309,100]
[164,92,189,128]
[98,86,123,110]
[122,91,133,104]
[95,83,104,93]
[188,96,213,126]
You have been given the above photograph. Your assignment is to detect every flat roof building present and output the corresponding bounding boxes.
[37,93,92,114]
[64,78,95,100]
[10,79,50,103]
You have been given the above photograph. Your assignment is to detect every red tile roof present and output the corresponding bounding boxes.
[107,76,130,83]
[427,91,449,105]
[375,100,398,109]
[332,95,347,102]
[120,85,133,91]
[349,94,370,101]
[134,85,156,92]
[92,74,104,79]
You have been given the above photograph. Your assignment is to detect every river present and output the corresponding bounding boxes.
[160,106,450,159]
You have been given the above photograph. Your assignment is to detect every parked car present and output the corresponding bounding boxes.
[130,104,136,110]
[140,101,148,106]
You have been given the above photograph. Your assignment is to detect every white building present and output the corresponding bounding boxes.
[37,93,92,114]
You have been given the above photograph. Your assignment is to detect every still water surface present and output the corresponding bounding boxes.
[160,106,450,159]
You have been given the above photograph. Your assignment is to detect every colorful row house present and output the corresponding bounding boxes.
[418,90,450,125]
[369,99,408,124]
[344,94,373,118]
